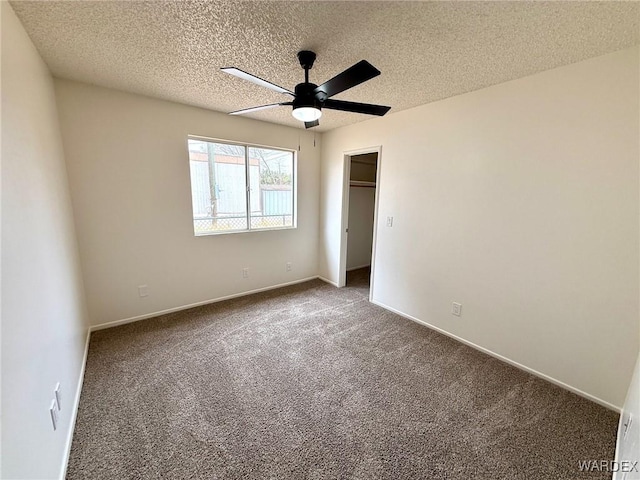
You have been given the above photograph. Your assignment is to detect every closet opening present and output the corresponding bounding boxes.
[338,147,381,298]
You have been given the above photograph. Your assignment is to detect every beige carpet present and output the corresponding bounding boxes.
[67,268,618,479]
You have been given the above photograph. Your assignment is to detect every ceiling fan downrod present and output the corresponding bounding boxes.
[297,50,316,84]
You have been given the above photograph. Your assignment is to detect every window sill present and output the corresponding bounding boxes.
[194,226,297,237]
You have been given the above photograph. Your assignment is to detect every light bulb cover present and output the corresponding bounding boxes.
[292,106,322,122]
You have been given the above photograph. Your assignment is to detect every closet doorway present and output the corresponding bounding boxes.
[338,147,381,297]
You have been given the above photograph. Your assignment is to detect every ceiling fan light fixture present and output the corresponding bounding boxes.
[292,106,322,122]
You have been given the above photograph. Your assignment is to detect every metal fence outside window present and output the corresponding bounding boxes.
[194,214,293,233]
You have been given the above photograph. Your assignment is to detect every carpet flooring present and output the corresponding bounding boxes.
[67,269,619,479]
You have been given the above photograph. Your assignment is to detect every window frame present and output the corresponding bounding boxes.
[187,135,297,236]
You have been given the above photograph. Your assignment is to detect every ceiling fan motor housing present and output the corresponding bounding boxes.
[293,82,323,110]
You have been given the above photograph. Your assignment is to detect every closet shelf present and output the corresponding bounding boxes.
[350,180,376,188]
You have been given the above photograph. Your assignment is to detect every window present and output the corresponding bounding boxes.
[188,137,296,235]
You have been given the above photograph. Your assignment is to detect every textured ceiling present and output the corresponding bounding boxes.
[10,1,640,132]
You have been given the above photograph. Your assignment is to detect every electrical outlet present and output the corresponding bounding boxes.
[54,383,61,410]
[138,285,148,297]
[286,262,292,272]
[623,414,633,438]
[386,216,394,227]
[452,302,462,317]
[50,400,59,431]
[242,268,249,278]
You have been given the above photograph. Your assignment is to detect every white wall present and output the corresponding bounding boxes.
[1,3,89,478]
[54,80,320,327]
[615,46,640,479]
[320,47,640,408]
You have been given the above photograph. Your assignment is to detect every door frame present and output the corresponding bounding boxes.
[338,145,382,301]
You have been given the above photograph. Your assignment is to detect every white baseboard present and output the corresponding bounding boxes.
[60,328,91,480]
[370,299,621,413]
[347,264,371,272]
[318,276,339,287]
[90,276,319,332]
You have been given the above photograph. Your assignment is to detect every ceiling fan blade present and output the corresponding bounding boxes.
[228,102,291,115]
[323,99,390,116]
[304,120,320,129]
[221,67,294,96]
[314,60,380,99]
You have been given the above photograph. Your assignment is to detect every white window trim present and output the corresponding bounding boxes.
[187,135,298,236]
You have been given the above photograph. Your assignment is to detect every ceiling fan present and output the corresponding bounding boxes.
[221,51,391,129]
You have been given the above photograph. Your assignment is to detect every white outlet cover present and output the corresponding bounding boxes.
[623,414,633,438]
[50,400,59,431]
[138,285,149,297]
[54,382,61,410]
[452,302,462,316]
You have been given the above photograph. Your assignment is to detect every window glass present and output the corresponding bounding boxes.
[188,138,295,235]
[188,139,247,234]
[248,147,294,230]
